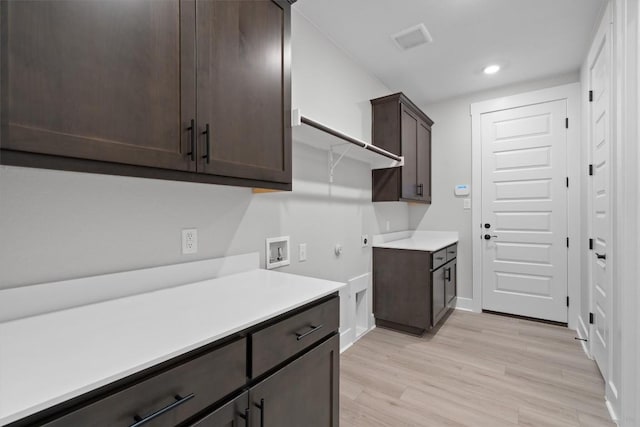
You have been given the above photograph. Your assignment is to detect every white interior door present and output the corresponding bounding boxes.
[481,100,568,323]
[589,28,611,377]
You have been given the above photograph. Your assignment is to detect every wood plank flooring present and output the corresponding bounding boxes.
[340,310,614,427]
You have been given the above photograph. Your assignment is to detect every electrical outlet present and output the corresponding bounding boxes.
[361,234,369,247]
[299,243,307,262]
[182,228,198,254]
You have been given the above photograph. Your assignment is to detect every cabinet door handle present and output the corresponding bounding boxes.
[129,393,195,427]
[596,253,606,260]
[254,398,265,427]
[186,119,196,161]
[238,407,250,427]
[295,324,324,341]
[445,267,451,281]
[202,123,210,164]
[416,183,423,196]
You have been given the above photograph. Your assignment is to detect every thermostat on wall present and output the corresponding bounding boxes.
[454,184,470,196]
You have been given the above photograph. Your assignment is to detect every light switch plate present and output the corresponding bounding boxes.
[299,243,307,262]
[463,198,471,209]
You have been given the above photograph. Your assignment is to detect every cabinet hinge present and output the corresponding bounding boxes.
[566,296,570,307]
[589,164,594,176]
[589,238,594,250]
[566,237,569,248]
[589,312,594,324]
[566,177,569,188]
[589,90,593,102]
[565,118,569,128]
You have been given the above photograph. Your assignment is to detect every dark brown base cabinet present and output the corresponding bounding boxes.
[8,294,339,427]
[371,93,433,203]
[373,244,457,335]
[0,0,292,191]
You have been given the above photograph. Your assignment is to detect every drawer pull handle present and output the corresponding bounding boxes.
[295,324,324,341]
[129,393,195,427]
[596,252,606,260]
[435,257,444,261]
[255,398,265,427]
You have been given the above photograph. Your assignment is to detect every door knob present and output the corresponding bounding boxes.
[484,223,491,229]
[596,253,606,260]
[483,234,498,240]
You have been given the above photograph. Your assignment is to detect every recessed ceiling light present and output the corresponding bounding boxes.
[483,64,501,75]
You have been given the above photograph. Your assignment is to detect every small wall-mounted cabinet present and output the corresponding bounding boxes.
[371,93,433,203]
[0,0,292,190]
[373,243,456,335]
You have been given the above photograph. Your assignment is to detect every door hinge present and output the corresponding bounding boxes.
[565,118,569,128]
[566,177,569,188]
[589,238,594,250]
[566,296,570,307]
[589,312,594,324]
[589,164,594,176]
[566,237,569,248]
[589,90,593,102]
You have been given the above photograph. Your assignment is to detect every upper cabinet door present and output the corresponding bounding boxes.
[1,0,196,171]
[196,0,292,184]
[416,120,432,203]
[400,106,418,200]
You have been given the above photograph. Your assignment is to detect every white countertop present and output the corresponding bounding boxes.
[0,269,344,426]
[372,230,459,252]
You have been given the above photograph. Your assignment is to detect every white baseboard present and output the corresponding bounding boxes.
[340,324,375,354]
[454,297,476,312]
[576,316,592,359]
[605,399,619,425]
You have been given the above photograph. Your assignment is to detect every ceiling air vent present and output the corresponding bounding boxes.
[391,23,433,51]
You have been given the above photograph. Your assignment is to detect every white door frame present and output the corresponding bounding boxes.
[613,0,639,424]
[470,83,581,329]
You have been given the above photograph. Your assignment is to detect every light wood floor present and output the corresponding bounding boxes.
[340,310,615,427]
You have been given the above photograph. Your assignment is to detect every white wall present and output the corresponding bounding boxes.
[0,11,408,310]
[408,73,580,303]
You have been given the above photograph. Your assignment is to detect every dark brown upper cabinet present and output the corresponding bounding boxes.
[371,93,433,203]
[196,0,291,185]
[0,0,292,190]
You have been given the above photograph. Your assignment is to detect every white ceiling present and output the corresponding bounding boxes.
[294,0,605,105]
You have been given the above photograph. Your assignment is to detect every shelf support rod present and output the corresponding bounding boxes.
[328,145,352,183]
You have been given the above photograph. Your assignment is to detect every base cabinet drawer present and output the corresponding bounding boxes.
[43,338,247,427]
[251,296,339,378]
[249,335,339,427]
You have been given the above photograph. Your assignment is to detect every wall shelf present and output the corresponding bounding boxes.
[292,109,403,182]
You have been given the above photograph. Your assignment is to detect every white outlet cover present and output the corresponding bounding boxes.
[463,198,471,209]
[182,228,198,254]
[361,234,369,247]
[299,243,307,262]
